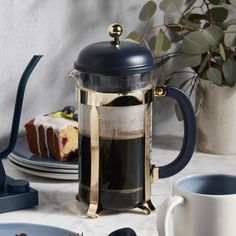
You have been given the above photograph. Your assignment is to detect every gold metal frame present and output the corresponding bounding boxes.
[76,85,167,217]
[76,85,154,106]
[87,104,100,218]
[144,103,151,204]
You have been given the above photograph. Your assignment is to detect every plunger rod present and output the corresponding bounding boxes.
[0,55,43,189]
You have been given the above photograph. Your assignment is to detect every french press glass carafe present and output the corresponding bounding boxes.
[73,24,196,218]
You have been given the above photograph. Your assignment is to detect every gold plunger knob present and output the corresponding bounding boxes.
[108,23,123,46]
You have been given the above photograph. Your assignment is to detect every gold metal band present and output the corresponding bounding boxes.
[144,103,151,203]
[87,104,100,218]
[150,85,166,183]
[76,85,154,107]
[143,86,167,211]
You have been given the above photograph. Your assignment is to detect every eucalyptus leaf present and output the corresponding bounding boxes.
[139,1,157,21]
[195,83,204,117]
[143,39,152,51]
[162,31,171,51]
[147,36,156,51]
[168,29,183,43]
[202,25,224,48]
[224,25,236,47]
[184,0,197,13]
[177,53,201,67]
[179,79,191,90]
[159,0,183,13]
[215,56,224,66]
[181,32,210,54]
[207,7,228,22]
[180,19,201,29]
[229,0,236,7]
[189,13,208,21]
[126,31,140,42]
[209,0,225,5]
[207,67,222,85]
[198,55,209,74]
[219,44,226,60]
[175,103,183,121]
[166,24,183,31]
[169,30,184,44]
[223,59,236,85]
[155,30,164,55]
[155,56,173,68]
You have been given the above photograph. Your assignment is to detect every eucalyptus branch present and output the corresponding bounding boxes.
[203,0,214,25]
[207,55,212,68]
[206,50,223,67]
[189,78,197,97]
[154,52,181,60]
[183,78,195,92]
[139,24,165,42]
[139,23,195,43]
[167,24,195,31]
[200,2,205,15]
[135,0,236,88]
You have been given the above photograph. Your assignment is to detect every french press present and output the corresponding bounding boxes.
[73,24,196,217]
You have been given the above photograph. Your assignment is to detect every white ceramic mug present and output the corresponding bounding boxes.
[157,174,236,236]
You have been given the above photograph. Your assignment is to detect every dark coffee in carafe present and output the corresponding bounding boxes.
[79,134,145,210]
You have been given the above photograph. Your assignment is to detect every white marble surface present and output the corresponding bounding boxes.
[1,137,236,236]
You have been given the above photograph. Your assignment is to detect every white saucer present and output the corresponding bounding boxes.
[8,159,79,180]
[8,155,78,174]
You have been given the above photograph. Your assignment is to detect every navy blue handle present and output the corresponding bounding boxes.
[158,86,196,178]
[0,55,43,187]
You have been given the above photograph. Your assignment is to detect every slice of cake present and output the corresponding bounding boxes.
[25,106,78,161]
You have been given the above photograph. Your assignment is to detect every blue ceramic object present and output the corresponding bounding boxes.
[0,55,42,213]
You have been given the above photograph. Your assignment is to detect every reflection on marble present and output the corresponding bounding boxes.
[152,135,183,151]
[1,136,236,236]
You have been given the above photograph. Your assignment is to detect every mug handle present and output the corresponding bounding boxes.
[157,196,184,236]
[154,86,196,178]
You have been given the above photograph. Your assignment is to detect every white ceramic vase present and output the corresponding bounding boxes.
[197,79,236,154]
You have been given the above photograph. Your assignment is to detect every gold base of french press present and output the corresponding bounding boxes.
[76,194,156,218]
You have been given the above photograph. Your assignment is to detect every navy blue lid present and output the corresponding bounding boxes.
[74,40,155,76]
